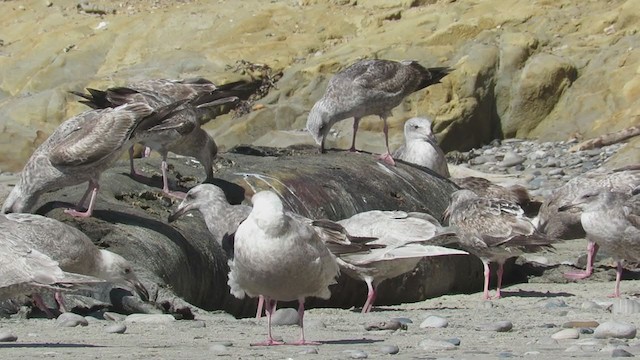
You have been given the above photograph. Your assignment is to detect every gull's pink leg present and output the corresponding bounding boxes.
[482,260,492,300]
[564,241,600,280]
[251,298,284,346]
[361,279,376,313]
[31,294,55,318]
[495,262,504,299]
[349,118,361,152]
[54,291,68,313]
[376,117,395,166]
[160,154,186,199]
[65,180,99,218]
[255,295,264,319]
[608,261,623,298]
[291,297,321,345]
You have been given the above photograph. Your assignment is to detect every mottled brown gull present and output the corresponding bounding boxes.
[538,167,640,279]
[392,117,450,177]
[560,190,640,297]
[306,59,450,165]
[0,216,102,303]
[228,191,346,345]
[72,78,259,197]
[445,189,553,300]
[319,210,467,313]
[2,101,186,217]
[2,213,148,308]
[451,176,538,216]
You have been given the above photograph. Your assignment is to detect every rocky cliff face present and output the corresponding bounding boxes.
[1,0,639,172]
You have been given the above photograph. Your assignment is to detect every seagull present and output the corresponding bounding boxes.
[445,189,553,300]
[306,59,450,165]
[451,176,539,217]
[539,167,640,279]
[559,190,640,297]
[392,117,450,177]
[71,78,260,197]
[2,100,187,217]
[320,210,467,313]
[0,215,103,304]
[228,190,354,346]
[1,213,148,316]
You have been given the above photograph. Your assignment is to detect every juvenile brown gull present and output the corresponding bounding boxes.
[318,210,467,313]
[0,216,102,303]
[445,189,553,300]
[560,190,640,297]
[306,59,450,165]
[538,167,640,280]
[392,117,450,177]
[451,176,538,217]
[2,101,187,217]
[1,212,148,315]
[72,78,259,197]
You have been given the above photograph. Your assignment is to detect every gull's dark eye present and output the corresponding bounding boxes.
[124,268,132,274]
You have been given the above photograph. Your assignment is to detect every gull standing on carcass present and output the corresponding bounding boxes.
[1,213,148,316]
[228,191,343,345]
[2,100,187,217]
[306,59,450,165]
[392,117,450,177]
[71,78,261,197]
[559,190,640,297]
[317,210,467,313]
[445,189,553,300]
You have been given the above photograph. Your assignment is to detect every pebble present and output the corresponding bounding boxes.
[364,320,404,331]
[446,337,461,346]
[594,321,637,339]
[271,308,299,326]
[476,320,513,332]
[420,315,448,328]
[613,299,640,315]
[563,321,599,328]
[551,328,580,340]
[419,338,457,350]
[498,151,526,167]
[0,331,17,342]
[105,323,127,334]
[57,313,89,327]
[125,314,176,324]
[612,348,635,357]
[343,349,368,359]
[378,344,400,355]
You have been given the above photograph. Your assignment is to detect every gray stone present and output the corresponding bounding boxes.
[125,314,176,324]
[548,168,565,176]
[364,320,404,331]
[594,321,637,339]
[551,328,580,340]
[378,344,399,355]
[446,337,461,346]
[476,321,513,332]
[57,313,89,327]
[105,323,127,334]
[271,308,299,326]
[0,331,17,342]
[498,151,526,167]
[420,315,448,328]
[612,348,635,357]
[343,349,368,359]
[419,338,457,350]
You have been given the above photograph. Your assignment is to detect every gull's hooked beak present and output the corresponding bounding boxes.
[128,279,150,302]
[168,203,193,223]
[558,202,581,212]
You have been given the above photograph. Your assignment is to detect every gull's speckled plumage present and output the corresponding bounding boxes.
[306,59,450,164]
[562,190,640,297]
[331,210,467,312]
[392,117,450,177]
[445,189,552,299]
[2,101,182,217]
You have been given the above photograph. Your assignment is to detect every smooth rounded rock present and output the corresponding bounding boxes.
[420,315,448,328]
[364,320,404,331]
[612,348,635,357]
[594,321,637,339]
[125,314,176,324]
[446,338,461,346]
[343,349,368,359]
[563,321,599,328]
[419,339,456,350]
[271,308,299,326]
[551,328,580,340]
[57,313,89,327]
[0,331,17,342]
[378,344,399,355]
[476,321,513,332]
[104,323,127,334]
[498,152,526,167]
